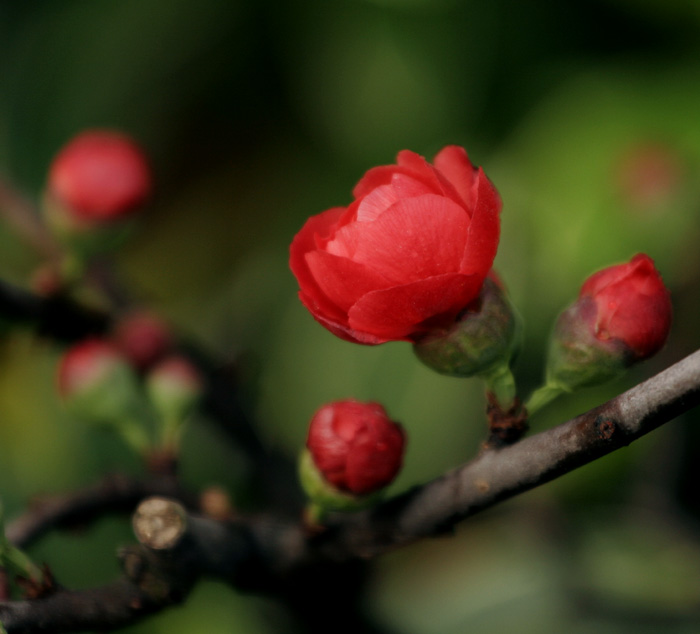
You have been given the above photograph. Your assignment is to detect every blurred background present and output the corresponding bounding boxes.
[1,0,700,632]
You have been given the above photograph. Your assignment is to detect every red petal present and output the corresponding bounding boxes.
[290,207,348,322]
[355,184,402,223]
[347,273,483,340]
[329,195,470,284]
[460,168,501,276]
[355,174,435,223]
[298,294,388,345]
[305,250,392,312]
[354,164,433,198]
[433,145,479,209]
[397,150,465,208]
[345,421,405,494]
[290,207,345,279]
[580,262,632,298]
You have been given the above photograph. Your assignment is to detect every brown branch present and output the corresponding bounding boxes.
[0,278,109,343]
[0,277,288,490]
[0,578,171,633]
[2,350,698,633]
[7,474,195,550]
[0,498,281,633]
[308,348,700,560]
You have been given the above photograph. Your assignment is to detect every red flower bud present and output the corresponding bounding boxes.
[112,311,173,370]
[48,130,151,222]
[58,338,129,400]
[579,253,671,360]
[57,338,148,435]
[306,399,405,496]
[290,146,501,344]
[542,254,672,397]
[146,355,204,422]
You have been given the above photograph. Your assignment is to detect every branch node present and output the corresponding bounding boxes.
[132,497,187,551]
[485,394,528,447]
[594,416,617,441]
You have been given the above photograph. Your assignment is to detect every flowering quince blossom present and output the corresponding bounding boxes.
[580,253,672,360]
[306,399,405,496]
[290,146,501,344]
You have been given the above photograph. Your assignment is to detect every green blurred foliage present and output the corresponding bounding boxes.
[0,0,700,631]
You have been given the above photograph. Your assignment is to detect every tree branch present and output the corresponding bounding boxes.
[309,348,700,560]
[2,350,698,633]
[0,278,291,503]
[0,279,109,343]
[7,473,195,550]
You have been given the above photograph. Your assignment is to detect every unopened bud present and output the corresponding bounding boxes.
[300,400,405,518]
[546,253,672,392]
[112,311,173,371]
[57,338,151,451]
[43,129,151,254]
[145,355,203,424]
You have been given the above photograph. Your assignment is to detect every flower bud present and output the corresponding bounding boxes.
[48,130,151,222]
[412,276,519,378]
[300,400,405,515]
[145,355,203,425]
[112,311,173,371]
[43,130,151,254]
[57,339,150,452]
[546,254,672,391]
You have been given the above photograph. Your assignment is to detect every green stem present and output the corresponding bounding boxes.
[480,362,517,410]
[0,499,42,585]
[59,251,86,286]
[114,417,152,455]
[2,542,43,582]
[304,502,327,527]
[524,383,566,415]
[158,415,184,454]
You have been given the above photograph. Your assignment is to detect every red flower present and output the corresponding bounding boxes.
[48,130,151,222]
[290,146,501,344]
[306,400,405,496]
[580,253,672,360]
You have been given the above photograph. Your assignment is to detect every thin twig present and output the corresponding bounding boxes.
[0,176,60,262]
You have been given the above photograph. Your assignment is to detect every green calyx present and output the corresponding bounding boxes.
[413,278,521,379]
[0,499,43,584]
[525,296,633,416]
[64,360,153,453]
[42,192,135,259]
[298,449,382,523]
[545,296,631,392]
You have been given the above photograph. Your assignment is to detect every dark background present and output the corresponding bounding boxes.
[1,1,700,632]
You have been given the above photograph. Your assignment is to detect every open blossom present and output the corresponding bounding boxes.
[579,253,671,360]
[306,400,405,496]
[290,146,501,344]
